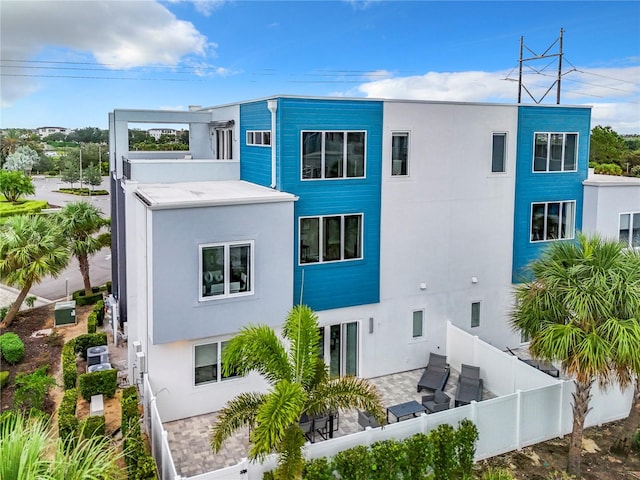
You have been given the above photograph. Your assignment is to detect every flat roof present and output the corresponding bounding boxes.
[583,173,640,187]
[135,180,297,210]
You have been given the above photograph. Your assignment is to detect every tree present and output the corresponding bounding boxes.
[57,201,109,295]
[511,233,640,478]
[0,170,35,203]
[4,145,39,172]
[0,412,124,480]
[84,163,102,190]
[590,126,626,166]
[0,129,21,164]
[60,157,80,187]
[0,215,70,327]
[210,305,385,479]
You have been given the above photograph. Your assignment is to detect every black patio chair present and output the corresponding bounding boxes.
[417,352,450,393]
[421,390,451,413]
[357,410,381,430]
[455,364,483,407]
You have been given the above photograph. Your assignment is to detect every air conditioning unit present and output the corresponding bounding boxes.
[88,363,112,373]
[87,345,110,367]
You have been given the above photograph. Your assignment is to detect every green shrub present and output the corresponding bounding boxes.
[631,165,640,177]
[62,340,78,389]
[0,200,48,217]
[262,471,275,480]
[404,432,433,479]
[333,445,371,480]
[369,439,406,479]
[121,386,140,438]
[481,468,515,480]
[82,415,106,438]
[73,332,107,359]
[25,296,37,308]
[78,369,117,400]
[59,387,78,417]
[0,306,7,321]
[136,454,158,479]
[0,371,9,388]
[430,423,457,480]
[72,288,103,306]
[58,413,79,450]
[13,365,57,412]
[588,161,598,169]
[124,421,145,478]
[302,457,333,480]
[0,332,25,364]
[594,163,623,176]
[94,300,105,326]
[87,311,97,334]
[456,418,479,478]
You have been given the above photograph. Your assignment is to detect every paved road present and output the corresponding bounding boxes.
[7,176,113,302]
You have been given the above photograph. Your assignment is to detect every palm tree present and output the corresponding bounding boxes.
[210,305,385,479]
[57,201,110,295]
[0,215,69,327]
[0,412,124,480]
[511,233,640,478]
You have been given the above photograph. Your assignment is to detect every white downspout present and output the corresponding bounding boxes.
[267,99,278,188]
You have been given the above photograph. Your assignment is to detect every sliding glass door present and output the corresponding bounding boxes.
[323,322,358,377]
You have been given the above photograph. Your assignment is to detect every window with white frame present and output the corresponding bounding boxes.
[200,242,252,299]
[471,302,481,328]
[491,133,507,173]
[619,212,640,248]
[533,132,577,172]
[412,310,424,338]
[194,340,240,386]
[246,130,271,146]
[301,131,365,179]
[299,214,363,264]
[531,201,576,242]
[216,128,233,160]
[392,132,409,176]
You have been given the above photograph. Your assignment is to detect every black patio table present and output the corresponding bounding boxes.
[386,400,427,423]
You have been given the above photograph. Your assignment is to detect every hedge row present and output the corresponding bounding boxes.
[0,200,48,218]
[62,341,78,390]
[87,312,97,334]
[0,371,8,388]
[78,369,117,401]
[72,287,103,306]
[58,388,79,447]
[121,386,157,479]
[0,332,25,364]
[87,299,105,334]
[82,415,106,438]
[265,420,479,480]
[74,332,108,360]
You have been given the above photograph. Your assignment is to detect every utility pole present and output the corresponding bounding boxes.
[79,144,83,191]
[517,28,566,105]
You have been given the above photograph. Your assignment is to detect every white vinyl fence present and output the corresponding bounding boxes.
[143,323,634,480]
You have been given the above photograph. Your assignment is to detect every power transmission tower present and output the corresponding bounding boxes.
[518,28,566,104]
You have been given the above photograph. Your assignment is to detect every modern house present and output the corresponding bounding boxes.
[35,126,70,137]
[108,97,594,423]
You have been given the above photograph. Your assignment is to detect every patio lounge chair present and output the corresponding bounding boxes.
[455,364,483,407]
[421,390,451,413]
[506,347,560,377]
[417,352,450,392]
[357,410,381,430]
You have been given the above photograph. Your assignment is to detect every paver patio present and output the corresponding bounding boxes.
[164,365,495,478]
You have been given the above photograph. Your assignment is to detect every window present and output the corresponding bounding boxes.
[533,133,577,172]
[200,242,252,299]
[412,310,424,338]
[531,201,575,242]
[299,214,363,264]
[620,213,640,248]
[216,128,233,160]
[471,302,480,328]
[194,341,240,386]
[392,132,409,176]
[491,133,507,173]
[246,130,271,146]
[301,131,365,179]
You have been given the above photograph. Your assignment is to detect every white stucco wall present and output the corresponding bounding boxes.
[582,174,640,240]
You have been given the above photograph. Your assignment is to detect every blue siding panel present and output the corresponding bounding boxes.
[240,101,273,187]
[278,98,383,311]
[512,106,591,282]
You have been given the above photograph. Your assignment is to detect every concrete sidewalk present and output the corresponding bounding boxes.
[0,285,52,312]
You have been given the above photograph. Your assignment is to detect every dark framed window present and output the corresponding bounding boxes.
[301,131,366,179]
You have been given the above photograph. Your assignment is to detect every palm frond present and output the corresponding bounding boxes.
[221,325,292,384]
[210,392,267,452]
[249,380,306,461]
[282,305,321,387]
[273,424,307,480]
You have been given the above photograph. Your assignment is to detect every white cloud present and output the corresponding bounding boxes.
[1,0,209,106]
[354,66,640,133]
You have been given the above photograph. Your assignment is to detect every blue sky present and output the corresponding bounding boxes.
[1,1,639,133]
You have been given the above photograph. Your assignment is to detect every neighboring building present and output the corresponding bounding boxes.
[36,126,69,137]
[147,128,178,141]
[109,96,591,422]
[582,172,640,248]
